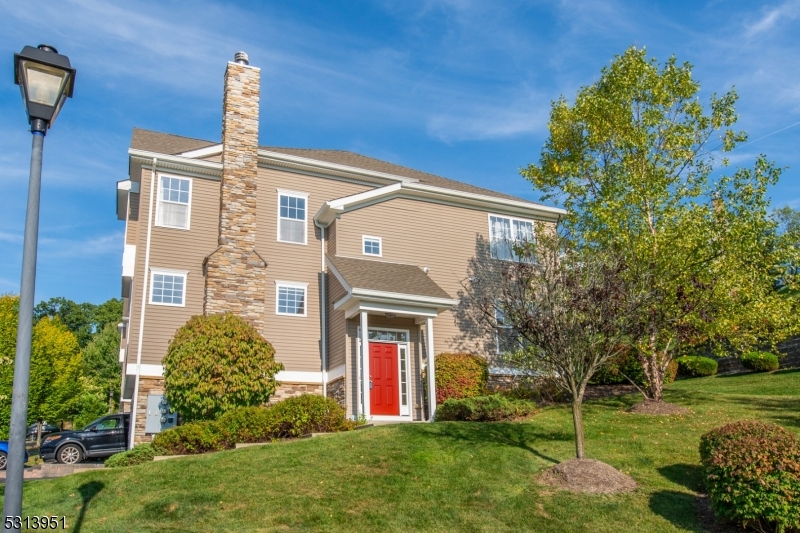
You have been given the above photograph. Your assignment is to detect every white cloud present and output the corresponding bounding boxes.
[0,232,22,244]
[38,231,124,259]
[744,0,800,38]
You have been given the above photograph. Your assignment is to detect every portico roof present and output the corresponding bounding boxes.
[326,255,458,319]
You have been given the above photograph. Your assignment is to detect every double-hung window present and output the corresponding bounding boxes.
[276,281,308,317]
[495,305,518,354]
[489,215,534,261]
[278,190,308,245]
[150,269,188,307]
[156,175,192,229]
[362,236,382,257]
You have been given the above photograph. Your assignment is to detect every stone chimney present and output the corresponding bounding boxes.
[204,51,267,331]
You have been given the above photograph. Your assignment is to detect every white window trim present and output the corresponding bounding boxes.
[362,235,383,257]
[275,280,309,317]
[487,213,535,261]
[149,268,189,307]
[277,189,309,246]
[155,173,193,230]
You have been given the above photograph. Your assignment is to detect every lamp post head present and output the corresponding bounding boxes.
[14,44,76,134]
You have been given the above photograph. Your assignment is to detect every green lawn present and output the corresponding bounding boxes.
[5,369,799,533]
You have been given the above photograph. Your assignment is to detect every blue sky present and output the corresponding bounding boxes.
[0,0,799,305]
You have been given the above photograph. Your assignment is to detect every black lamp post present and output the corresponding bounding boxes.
[2,45,75,533]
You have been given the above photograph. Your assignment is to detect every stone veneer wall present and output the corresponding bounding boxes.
[270,382,323,403]
[133,376,164,444]
[204,59,267,334]
[327,377,346,408]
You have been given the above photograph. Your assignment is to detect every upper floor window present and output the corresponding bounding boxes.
[363,236,382,257]
[150,268,188,307]
[276,281,308,317]
[156,175,192,229]
[278,190,308,245]
[489,215,534,261]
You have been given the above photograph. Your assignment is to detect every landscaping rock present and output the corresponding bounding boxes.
[627,400,690,415]
[538,459,637,494]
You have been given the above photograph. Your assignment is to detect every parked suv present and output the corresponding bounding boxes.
[40,414,129,464]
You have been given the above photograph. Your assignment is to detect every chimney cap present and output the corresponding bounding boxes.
[234,51,249,65]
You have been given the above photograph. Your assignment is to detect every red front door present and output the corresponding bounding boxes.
[370,342,399,415]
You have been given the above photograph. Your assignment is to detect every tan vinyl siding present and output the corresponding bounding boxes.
[326,219,337,257]
[326,273,347,370]
[126,167,220,368]
[125,211,139,245]
[255,167,371,372]
[336,197,524,358]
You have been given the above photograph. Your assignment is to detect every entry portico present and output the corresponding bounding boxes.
[325,255,458,421]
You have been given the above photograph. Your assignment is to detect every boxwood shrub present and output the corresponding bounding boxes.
[435,353,488,404]
[742,351,780,372]
[675,355,718,378]
[700,420,800,533]
[105,443,161,468]
[435,394,536,422]
[153,394,355,455]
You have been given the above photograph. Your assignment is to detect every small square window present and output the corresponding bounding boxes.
[363,236,382,257]
[276,284,307,316]
[150,270,187,306]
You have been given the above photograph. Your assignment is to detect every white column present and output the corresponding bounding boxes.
[360,310,371,419]
[426,317,437,421]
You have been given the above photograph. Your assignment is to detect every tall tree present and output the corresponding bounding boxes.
[522,47,799,401]
[34,297,122,348]
[82,323,122,411]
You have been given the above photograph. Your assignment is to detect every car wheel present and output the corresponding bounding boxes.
[56,444,82,465]
[0,451,7,471]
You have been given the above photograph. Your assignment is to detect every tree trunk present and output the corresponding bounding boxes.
[649,352,663,402]
[571,399,585,459]
[35,421,42,448]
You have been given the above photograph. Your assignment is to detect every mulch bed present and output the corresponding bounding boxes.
[627,400,691,416]
[538,458,637,494]
[583,384,639,401]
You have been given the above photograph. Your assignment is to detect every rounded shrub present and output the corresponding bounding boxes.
[163,313,284,421]
[265,394,355,438]
[434,353,488,404]
[741,351,780,372]
[152,420,227,455]
[105,443,160,468]
[699,420,800,532]
[675,355,718,378]
[435,395,536,422]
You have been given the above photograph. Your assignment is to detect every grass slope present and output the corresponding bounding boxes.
[5,369,799,533]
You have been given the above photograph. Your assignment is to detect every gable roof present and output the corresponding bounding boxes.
[327,255,452,301]
[130,128,544,206]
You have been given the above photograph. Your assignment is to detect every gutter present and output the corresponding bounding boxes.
[315,220,328,397]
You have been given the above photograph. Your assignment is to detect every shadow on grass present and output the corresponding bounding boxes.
[415,422,571,464]
[665,390,800,428]
[74,480,104,533]
[649,490,704,533]
[658,463,704,492]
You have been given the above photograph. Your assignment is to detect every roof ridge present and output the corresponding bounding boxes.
[132,127,217,146]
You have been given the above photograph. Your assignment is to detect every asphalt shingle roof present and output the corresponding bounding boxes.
[328,255,452,300]
[130,128,541,205]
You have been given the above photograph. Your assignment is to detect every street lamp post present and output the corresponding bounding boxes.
[2,45,75,533]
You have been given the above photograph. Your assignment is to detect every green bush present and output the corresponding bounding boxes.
[435,395,536,422]
[700,420,800,532]
[105,443,161,468]
[591,347,646,385]
[154,395,355,455]
[164,313,284,421]
[742,351,780,372]
[435,353,488,404]
[675,355,718,378]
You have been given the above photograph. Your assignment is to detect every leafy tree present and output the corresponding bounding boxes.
[164,313,284,421]
[34,297,122,348]
[462,231,647,458]
[522,47,800,401]
[82,323,122,411]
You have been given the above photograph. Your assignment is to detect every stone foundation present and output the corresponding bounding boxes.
[270,382,323,403]
[327,376,346,408]
[133,376,165,444]
[486,373,517,392]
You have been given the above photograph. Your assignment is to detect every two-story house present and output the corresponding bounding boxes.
[116,51,565,445]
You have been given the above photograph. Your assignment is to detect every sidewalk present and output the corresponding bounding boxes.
[0,462,105,482]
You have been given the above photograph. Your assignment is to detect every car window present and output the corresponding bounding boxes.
[96,418,119,430]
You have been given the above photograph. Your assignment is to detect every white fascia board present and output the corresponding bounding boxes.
[324,257,353,293]
[275,370,322,384]
[259,150,419,185]
[128,149,223,173]
[327,364,346,381]
[126,363,163,377]
[344,301,440,320]
[351,288,459,308]
[179,144,223,158]
[122,244,136,277]
[403,182,567,217]
[314,183,403,227]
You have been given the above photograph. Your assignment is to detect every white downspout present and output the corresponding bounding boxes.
[129,158,157,449]
[316,221,327,397]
